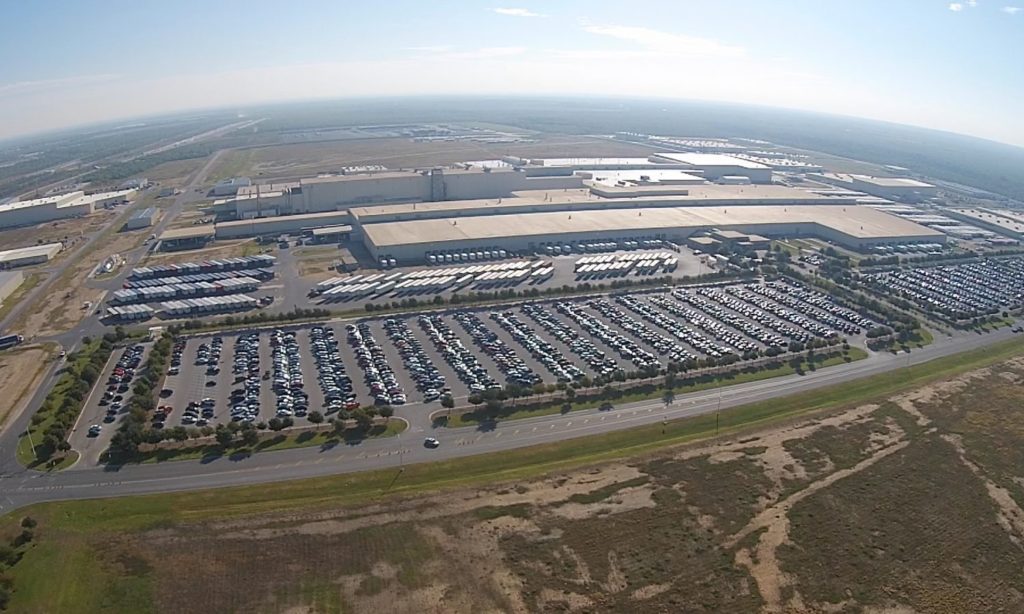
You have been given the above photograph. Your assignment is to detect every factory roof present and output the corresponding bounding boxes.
[0,242,63,263]
[951,208,1024,234]
[363,205,943,248]
[581,169,707,187]
[216,211,351,230]
[0,191,83,213]
[350,185,857,221]
[311,224,354,236]
[531,157,659,167]
[653,153,771,170]
[159,226,215,241]
[854,176,935,189]
[131,207,157,220]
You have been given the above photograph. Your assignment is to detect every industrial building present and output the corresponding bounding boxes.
[214,168,583,220]
[212,177,252,196]
[0,271,24,305]
[126,207,158,230]
[810,173,937,203]
[348,186,855,226]
[158,226,215,251]
[0,243,63,269]
[946,208,1024,240]
[0,188,135,229]
[360,204,944,263]
[649,153,774,183]
[215,211,351,239]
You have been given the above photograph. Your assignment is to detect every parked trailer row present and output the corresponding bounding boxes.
[110,276,261,305]
[124,268,273,289]
[130,255,275,280]
[405,261,531,279]
[160,294,259,317]
[105,304,155,321]
[427,249,509,265]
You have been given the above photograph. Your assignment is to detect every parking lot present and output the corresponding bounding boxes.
[69,342,151,465]
[152,278,877,427]
[862,257,1024,321]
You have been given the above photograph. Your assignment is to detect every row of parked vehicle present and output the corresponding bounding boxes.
[782,282,874,332]
[862,258,1024,320]
[271,330,310,418]
[761,281,871,335]
[347,323,407,405]
[712,287,810,344]
[588,298,695,364]
[94,345,145,432]
[454,311,542,388]
[490,310,585,384]
[229,333,262,423]
[556,301,660,372]
[610,294,724,360]
[521,303,622,377]
[742,286,838,339]
[383,319,447,402]
[419,315,499,394]
[309,326,359,413]
[679,290,782,350]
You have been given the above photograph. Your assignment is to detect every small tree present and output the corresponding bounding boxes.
[378,406,394,422]
[240,428,260,447]
[215,427,234,447]
[441,396,455,409]
[268,417,284,431]
[308,410,324,425]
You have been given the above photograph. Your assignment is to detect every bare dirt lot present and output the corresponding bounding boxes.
[0,345,54,432]
[12,355,1024,612]
[16,228,147,338]
[209,135,657,181]
[141,239,266,266]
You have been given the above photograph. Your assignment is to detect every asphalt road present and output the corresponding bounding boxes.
[0,325,1017,515]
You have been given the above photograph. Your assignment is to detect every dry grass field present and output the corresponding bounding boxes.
[5,349,1024,612]
[208,135,656,181]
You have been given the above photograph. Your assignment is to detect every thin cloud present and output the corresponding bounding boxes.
[403,45,453,53]
[949,3,965,10]
[493,8,542,17]
[0,74,121,97]
[437,46,528,60]
[582,24,745,58]
[1002,5,1022,13]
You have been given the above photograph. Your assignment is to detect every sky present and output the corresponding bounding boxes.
[1,0,1022,145]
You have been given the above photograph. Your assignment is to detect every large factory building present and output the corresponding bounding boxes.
[0,189,135,229]
[357,194,944,263]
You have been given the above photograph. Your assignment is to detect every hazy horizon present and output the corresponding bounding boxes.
[2,0,1022,146]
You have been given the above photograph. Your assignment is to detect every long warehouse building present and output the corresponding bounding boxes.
[362,205,944,263]
[0,189,135,229]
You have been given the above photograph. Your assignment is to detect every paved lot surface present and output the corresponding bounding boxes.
[68,343,151,466]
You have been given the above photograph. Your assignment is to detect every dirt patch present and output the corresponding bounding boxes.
[142,239,264,265]
[0,346,53,431]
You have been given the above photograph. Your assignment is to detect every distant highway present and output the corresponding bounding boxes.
[0,324,1016,515]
